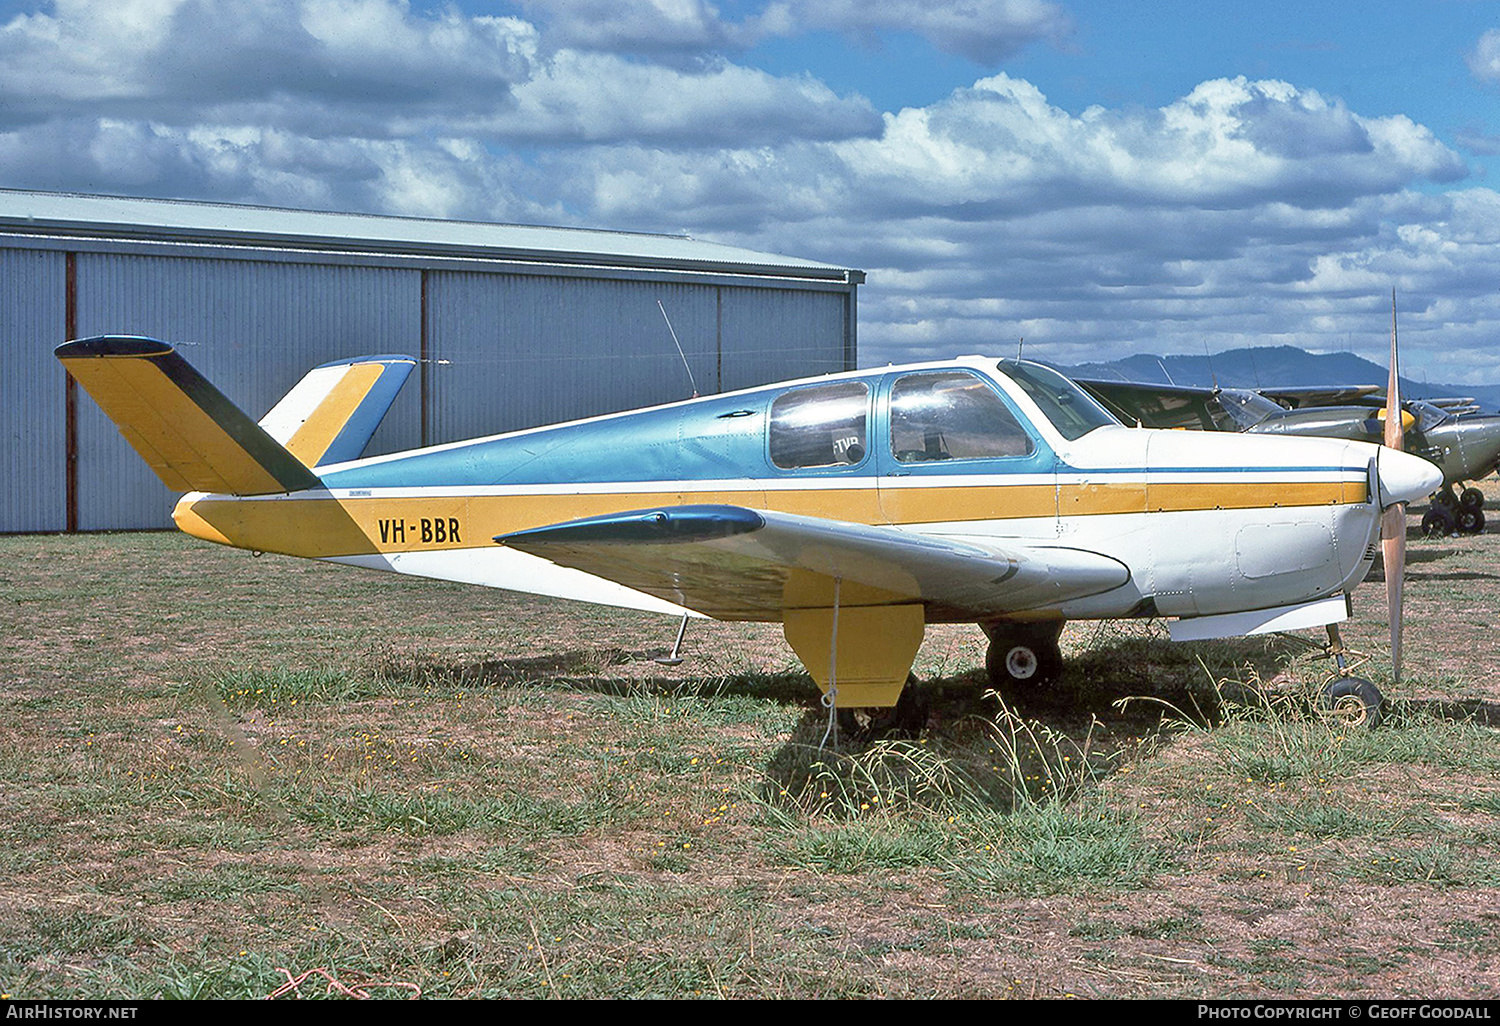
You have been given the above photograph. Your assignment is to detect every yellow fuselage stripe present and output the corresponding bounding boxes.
[174,478,1369,558]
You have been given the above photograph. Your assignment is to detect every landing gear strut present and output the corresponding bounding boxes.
[983,620,1065,691]
[1321,624,1383,729]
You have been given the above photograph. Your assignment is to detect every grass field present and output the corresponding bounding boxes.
[3,495,1500,999]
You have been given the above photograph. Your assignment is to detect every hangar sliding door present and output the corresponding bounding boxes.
[424,273,722,444]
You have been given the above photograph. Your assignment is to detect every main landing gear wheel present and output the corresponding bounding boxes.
[984,623,1064,690]
[1447,485,1486,534]
[1427,486,1485,535]
[1422,503,1456,537]
[835,680,929,741]
[1322,676,1384,730]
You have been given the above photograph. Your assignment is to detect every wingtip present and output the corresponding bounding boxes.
[311,354,418,371]
[55,336,174,359]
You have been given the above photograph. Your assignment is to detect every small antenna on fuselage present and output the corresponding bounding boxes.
[1016,337,1024,361]
[657,300,699,398]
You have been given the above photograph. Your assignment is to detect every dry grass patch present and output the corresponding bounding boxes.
[3,508,1500,998]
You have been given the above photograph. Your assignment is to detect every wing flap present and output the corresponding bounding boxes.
[498,504,1130,620]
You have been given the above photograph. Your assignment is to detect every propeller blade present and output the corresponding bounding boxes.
[1383,288,1405,685]
[1382,503,1405,684]
[1385,289,1403,451]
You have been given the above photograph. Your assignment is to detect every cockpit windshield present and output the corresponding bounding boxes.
[1213,389,1284,431]
[1406,400,1451,433]
[995,361,1119,440]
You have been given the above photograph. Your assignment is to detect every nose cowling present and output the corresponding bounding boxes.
[1376,446,1443,508]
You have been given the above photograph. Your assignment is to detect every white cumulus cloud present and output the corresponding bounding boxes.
[1468,27,1500,82]
[1,2,1498,380]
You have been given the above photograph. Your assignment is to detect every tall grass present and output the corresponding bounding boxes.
[1115,659,1371,783]
[203,665,403,708]
[755,692,1166,891]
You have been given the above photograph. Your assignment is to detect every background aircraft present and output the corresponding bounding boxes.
[1078,377,1500,535]
[58,337,1441,735]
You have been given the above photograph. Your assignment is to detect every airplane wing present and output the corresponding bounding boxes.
[1257,385,1381,409]
[1427,397,1482,415]
[497,504,1130,621]
[1075,379,1225,430]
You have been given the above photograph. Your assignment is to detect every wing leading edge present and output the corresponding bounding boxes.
[497,504,1130,621]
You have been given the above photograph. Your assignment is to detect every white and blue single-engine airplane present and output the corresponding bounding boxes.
[57,335,1442,730]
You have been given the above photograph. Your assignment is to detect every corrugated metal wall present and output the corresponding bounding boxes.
[428,274,710,442]
[718,284,850,391]
[1,249,67,531]
[72,255,423,529]
[5,247,853,532]
[426,273,852,444]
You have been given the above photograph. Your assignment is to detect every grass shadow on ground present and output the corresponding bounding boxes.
[1389,697,1500,727]
[365,646,819,705]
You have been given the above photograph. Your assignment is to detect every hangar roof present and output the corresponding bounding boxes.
[0,189,864,285]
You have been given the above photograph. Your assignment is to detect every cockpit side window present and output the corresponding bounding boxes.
[769,382,870,469]
[890,371,1034,463]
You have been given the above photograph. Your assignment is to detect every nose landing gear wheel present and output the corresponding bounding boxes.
[1322,676,1383,730]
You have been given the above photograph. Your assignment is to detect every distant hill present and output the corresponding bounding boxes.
[1061,345,1500,413]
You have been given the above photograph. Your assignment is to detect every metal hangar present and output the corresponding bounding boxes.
[0,190,863,532]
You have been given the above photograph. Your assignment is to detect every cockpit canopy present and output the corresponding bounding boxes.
[994,360,1119,440]
[763,359,1117,474]
[1402,399,1451,434]
[1214,388,1286,431]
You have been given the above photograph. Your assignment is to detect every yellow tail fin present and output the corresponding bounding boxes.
[57,336,322,495]
[258,353,415,467]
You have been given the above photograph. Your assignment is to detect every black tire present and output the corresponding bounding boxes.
[1322,676,1383,730]
[1460,487,1485,510]
[835,682,928,740]
[1457,507,1486,534]
[985,625,1064,689]
[1422,505,1456,537]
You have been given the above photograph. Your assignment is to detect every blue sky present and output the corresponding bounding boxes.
[2,0,1499,383]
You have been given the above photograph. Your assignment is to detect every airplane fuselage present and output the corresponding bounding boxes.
[172,357,1404,628]
[1248,408,1500,487]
